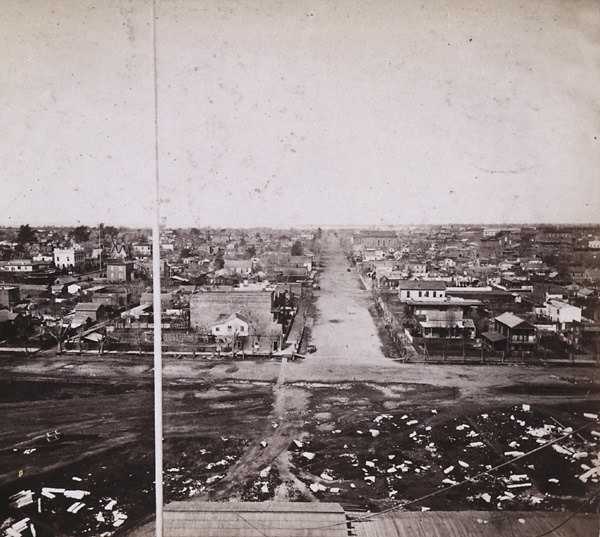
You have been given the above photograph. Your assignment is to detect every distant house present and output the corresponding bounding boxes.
[1,259,52,273]
[108,243,130,260]
[482,312,536,355]
[405,262,428,276]
[398,281,446,302]
[226,259,253,276]
[190,289,282,353]
[576,287,595,299]
[376,272,404,289]
[545,300,581,330]
[353,230,400,249]
[416,308,476,339]
[53,248,86,270]
[106,259,134,282]
[67,283,82,295]
[73,303,107,326]
[272,265,308,283]
[131,243,152,257]
[290,255,313,273]
[210,312,250,350]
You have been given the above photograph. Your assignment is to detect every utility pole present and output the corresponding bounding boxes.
[151,1,163,535]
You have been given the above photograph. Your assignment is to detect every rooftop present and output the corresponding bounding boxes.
[129,501,348,537]
[397,280,447,291]
[495,312,531,328]
[352,510,597,537]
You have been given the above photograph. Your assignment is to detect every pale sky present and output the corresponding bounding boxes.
[2,0,599,228]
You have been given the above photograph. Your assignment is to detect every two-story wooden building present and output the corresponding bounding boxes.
[482,312,536,355]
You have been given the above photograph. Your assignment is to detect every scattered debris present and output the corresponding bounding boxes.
[64,490,89,500]
[9,490,34,508]
[259,466,271,478]
[67,501,86,514]
[320,471,334,481]
[507,482,532,489]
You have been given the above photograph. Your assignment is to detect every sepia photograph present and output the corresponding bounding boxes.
[1,0,600,536]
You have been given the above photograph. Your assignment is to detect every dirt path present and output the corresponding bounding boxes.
[198,355,315,501]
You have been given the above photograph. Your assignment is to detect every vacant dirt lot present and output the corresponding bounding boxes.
[2,235,600,537]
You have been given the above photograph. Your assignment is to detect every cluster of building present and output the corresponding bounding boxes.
[0,225,319,354]
[353,226,600,357]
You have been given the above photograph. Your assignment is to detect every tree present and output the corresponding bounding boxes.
[17,224,36,244]
[214,257,225,270]
[291,240,303,256]
[99,223,119,238]
[44,319,71,354]
[245,245,257,259]
[70,225,91,243]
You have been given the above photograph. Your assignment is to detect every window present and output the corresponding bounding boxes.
[215,327,220,332]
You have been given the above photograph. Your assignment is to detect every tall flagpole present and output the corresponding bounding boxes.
[151,0,164,535]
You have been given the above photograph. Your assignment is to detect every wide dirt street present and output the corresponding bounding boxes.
[2,233,600,537]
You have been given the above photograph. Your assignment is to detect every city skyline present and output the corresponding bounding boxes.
[2,0,599,229]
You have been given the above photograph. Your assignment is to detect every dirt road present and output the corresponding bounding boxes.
[307,234,389,369]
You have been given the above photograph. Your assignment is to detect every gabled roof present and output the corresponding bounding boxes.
[397,280,447,291]
[74,302,102,312]
[495,312,532,329]
[211,312,250,326]
[481,330,507,342]
[377,271,404,280]
[577,287,595,297]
